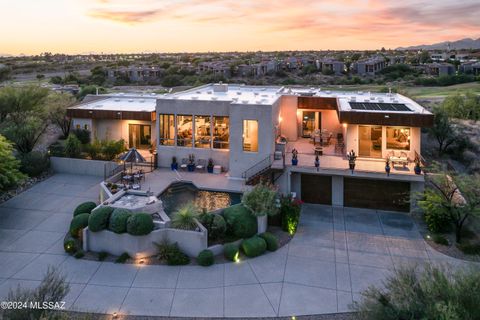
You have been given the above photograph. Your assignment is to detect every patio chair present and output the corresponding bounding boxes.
[180,158,188,170]
[196,159,207,171]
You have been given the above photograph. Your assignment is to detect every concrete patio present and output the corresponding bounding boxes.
[0,174,472,317]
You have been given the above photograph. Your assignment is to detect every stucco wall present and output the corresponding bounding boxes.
[93,119,154,145]
[279,96,298,141]
[50,157,119,177]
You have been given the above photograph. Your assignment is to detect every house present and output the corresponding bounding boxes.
[318,58,345,75]
[197,61,231,78]
[106,66,162,83]
[460,61,480,75]
[154,84,433,212]
[353,56,386,76]
[425,63,456,76]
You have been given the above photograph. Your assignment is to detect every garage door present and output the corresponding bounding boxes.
[301,174,332,205]
[344,178,410,212]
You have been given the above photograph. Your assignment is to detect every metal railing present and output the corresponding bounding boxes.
[241,154,274,182]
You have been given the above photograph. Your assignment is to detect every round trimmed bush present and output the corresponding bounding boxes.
[241,236,267,258]
[223,204,257,239]
[259,232,278,251]
[127,213,154,235]
[108,208,132,234]
[74,201,97,216]
[224,243,240,262]
[63,237,78,254]
[88,206,114,232]
[200,213,226,241]
[197,249,214,266]
[69,213,90,238]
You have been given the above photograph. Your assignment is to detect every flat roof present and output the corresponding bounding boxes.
[70,93,158,112]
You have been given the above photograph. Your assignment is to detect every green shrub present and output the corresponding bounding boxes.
[354,264,480,320]
[153,240,190,265]
[48,141,65,157]
[223,243,240,262]
[418,192,451,233]
[98,251,108,261]
[18,151,50,177]
[241,236,267,257]
[127,213,154,235]
[71,128,91,144]
[241,181,279,217]
[63,238,77,254]
[74,251,85,259]
[197,249,214,266]
[88,206,114,232]
[101,139,126,161]
[259,232,278,251]
[224,204,257,239]
[432,234,449,246]
[73,201,97,216]
[64,134,82,158]
[280,195,302,235]
[200,213,226,241]
[108,208,132,233]
[115,252,130,263]
[457,242,480,255]
[69,213,89,238]
[171,202,200,230]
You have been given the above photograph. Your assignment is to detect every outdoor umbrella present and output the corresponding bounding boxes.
[118,148,146,172]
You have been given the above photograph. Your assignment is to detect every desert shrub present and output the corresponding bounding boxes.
[1,266,69,320]
[224,243,240,262]
[88,206,114,232]
[73,201,97,216]
[74,250,85,259]
[108,208,132,233]
[241,181,279,217]
[280,195,302,234]
[197,249,214,266]
[48,141,65,157]
[432,234,449,246]
[115,252,130,263]
[354,264,480,320]
[200,213,226,241]
[153,240,190,265]
[126,213,154,235]
[71,128,91,144]
[259,232,279,251]
[64,133,82,158]
[101,139,126,161]
[18,151,49,177]
[241,236,267,257]
[419,191,452,233]
[223,204,257,239]
[457,241,480,255]
[171,202,200,230]
[83,140,102,159]
[63,237,77,254]
[69,213,89,238]
[98,251,108,261]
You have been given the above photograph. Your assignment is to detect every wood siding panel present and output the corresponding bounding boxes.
[301,174,332,205]
[298,97,338,110]
[344,178,410,212]
[67,109,154,121]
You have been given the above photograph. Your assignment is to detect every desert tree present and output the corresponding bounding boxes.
[47,92,75,139]
[0,134,25,190]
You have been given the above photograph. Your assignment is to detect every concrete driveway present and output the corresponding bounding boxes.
[0,174,470,317]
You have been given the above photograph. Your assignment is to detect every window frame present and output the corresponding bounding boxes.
[158,113,176,146]
[242,119,259,153]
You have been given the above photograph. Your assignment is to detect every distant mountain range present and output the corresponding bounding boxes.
[397,38,480,50]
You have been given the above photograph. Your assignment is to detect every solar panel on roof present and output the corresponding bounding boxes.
[349,102,411,112]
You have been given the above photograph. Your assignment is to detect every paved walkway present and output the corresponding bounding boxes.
[0,174,472,317]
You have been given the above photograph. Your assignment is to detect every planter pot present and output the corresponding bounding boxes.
[207,166,214,173]
[257,215,268,234]
[291,159,298,166]
[171,163,178,171]
[414,166,422,175]
[385,165,391,176]
[349,163,355,172]
[187,164,195,172]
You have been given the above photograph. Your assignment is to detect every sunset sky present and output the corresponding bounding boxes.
[1,0,479,55]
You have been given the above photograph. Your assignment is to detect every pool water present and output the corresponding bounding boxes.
[159,182,242,215]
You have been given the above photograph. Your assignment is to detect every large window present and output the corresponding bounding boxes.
[213,116,229,149]
[386,127,410,150]
[194,115,211,148]
[159,114,175,146]
[243,120,258,152]
[177,115,193,147]
[358,125,382,158]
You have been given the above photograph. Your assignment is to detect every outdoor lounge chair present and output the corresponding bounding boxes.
[180,158,188,170]
[196,159,206,171]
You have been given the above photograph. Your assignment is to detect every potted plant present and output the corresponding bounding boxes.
[346,150,357,173]
[385,158,391,176]
[171,156,178,171]
[291,148,298,166]
[414,156,422,175]
[207,158,214,173]
[314,155,320,171]
[187,154,195,172]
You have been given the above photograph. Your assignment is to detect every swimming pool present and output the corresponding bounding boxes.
[159,182,242,215]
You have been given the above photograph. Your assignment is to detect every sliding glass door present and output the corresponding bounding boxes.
[358,125,382,158]
[129,124,151,149]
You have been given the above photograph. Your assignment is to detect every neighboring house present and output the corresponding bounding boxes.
[67,93,157,149]
[106,66,162,83]
[318,58,345,75]
[353,56,386,75]
[425,63,456,76]
[460,61,480,75]
[429,52,449,61]
[197,61,231,78]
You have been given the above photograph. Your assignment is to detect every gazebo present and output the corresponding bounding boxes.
[118,148,147,188]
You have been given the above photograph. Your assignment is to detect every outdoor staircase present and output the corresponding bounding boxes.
[242,154,285,185]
